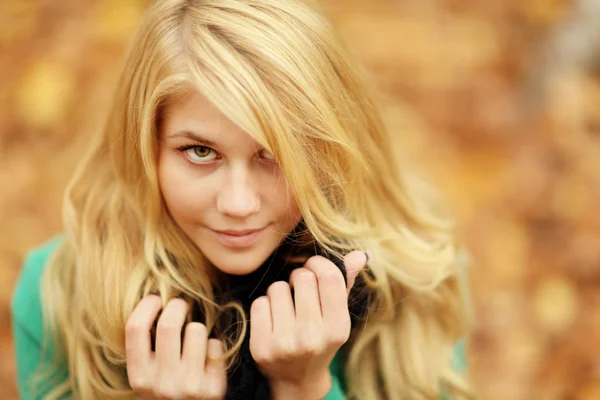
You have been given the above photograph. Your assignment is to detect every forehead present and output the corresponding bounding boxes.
[159,91,262,151]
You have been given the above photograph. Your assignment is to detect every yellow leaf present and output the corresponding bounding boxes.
[93,0,147,43]
[533,276,578,332]
[16,60,75,129]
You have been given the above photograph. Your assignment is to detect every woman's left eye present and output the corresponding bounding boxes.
[260,149,276,161]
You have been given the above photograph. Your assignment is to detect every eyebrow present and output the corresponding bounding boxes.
[165,130,217,146]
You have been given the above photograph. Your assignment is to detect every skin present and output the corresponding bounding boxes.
[157,90,302,276]
[125,90,368,399]
[251,251,368,400]
[125,253,367,400]
[125,296,228,399]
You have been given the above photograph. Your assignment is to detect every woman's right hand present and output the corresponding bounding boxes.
[125,295,228,399]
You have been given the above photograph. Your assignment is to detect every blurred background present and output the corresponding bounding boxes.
[2,0,600,398]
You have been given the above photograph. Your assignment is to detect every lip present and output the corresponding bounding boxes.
[216,228,262,235]
[212,225,267,248]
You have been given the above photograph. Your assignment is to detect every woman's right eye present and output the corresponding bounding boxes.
[177,145,218,164]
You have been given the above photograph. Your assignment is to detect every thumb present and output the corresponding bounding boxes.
[343,251,369,295]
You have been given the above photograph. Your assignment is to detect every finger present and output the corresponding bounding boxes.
[205,339,226,372]
[203,339,227,399]
[266,281,295,333]
[125,295,163,375]
[344,251,369,296]
[302,256,347,323]
[289,268,322,323]
[155,298,190,371]
[250,295,273,334]
[250,296,273,362]
[205,339,228,395]
[181,322,208,373]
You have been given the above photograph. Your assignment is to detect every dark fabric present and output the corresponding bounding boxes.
[221,248,296,400]
[196,220,371,399]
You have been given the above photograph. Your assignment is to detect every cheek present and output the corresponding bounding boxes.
[158,155,208,224]
[269,179,301,221]
[274,179,299,211]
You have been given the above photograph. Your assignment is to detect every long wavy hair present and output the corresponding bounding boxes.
[35,0,473,398]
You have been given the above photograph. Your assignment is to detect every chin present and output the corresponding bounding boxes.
[190,224,284,276]
[205,251,268,276]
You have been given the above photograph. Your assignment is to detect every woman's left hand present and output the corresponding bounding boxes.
[249,250,368,400]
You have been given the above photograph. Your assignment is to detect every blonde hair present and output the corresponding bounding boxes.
[36,0,473,398]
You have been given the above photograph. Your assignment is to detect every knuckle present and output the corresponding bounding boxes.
[249,341,271,364]
[182,381,203,396]
[292,269,316,284]
[125,319,144,336]
[167,297,190,310]
[154,381,180,399]
[274,338,297,360]
[329,327,350,347]
[205,382,227,400]
[251,296,269,313]
[267,281,290,295]
[298,340,321,356]
[185,321,207,337]
[332,334,349,347]
[128,375,150,392]
[317,270,341,285]
[254,351,272,365]
[142,295,162,309]
[157,321,181,335]
[303,255,327,268]
[298,332,324,355]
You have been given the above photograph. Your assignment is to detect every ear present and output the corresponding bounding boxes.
[343,251,369,296]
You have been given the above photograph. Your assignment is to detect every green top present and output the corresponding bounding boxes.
[11,238,467,399]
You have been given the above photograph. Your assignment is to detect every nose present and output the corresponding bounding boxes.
[216,164,260,218]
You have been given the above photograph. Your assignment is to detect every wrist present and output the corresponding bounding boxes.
[269,371,332,400]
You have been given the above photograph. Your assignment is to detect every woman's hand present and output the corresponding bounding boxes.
[249,251,368,400]
[125,296,228,399]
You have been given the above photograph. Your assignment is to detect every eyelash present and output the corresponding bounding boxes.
[175,144,217,164]
[175,144,276,166]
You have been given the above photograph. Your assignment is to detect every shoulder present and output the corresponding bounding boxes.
[11,236,64,341]
[451,337,468,373]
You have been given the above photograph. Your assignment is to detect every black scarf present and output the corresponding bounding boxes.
[193,221,371,399]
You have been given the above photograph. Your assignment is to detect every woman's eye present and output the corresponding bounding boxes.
[184,146,217,163]
[177,145,275,165]
[261,149,276,161]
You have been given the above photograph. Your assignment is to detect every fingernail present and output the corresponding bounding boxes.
[364,252,370,263]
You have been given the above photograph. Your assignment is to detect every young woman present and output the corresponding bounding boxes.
[11,0,473,398]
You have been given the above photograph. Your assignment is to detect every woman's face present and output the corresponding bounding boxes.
[157,91,302,275]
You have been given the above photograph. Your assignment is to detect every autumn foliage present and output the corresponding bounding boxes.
[2,0,600,399]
